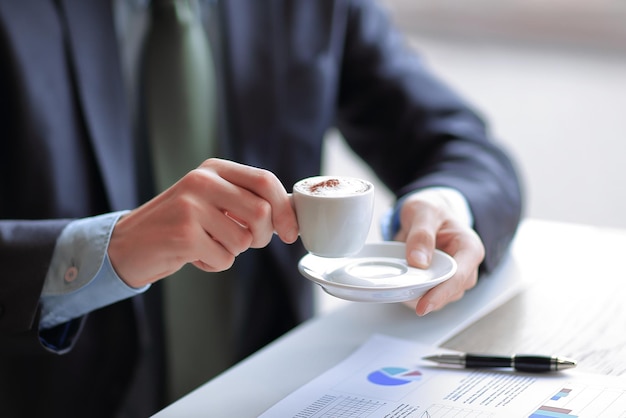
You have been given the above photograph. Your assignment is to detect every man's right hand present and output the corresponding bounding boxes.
[107,158,299,288]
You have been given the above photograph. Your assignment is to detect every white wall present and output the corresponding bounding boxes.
[403,37,626,229]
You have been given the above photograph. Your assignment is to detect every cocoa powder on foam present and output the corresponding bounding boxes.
[308,179,340,193]
[299,177,369,196]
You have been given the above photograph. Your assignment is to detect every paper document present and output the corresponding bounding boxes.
[260,334,626,417]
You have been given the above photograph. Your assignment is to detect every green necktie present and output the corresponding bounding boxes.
[143,0,216,192]
[142,0,231,402]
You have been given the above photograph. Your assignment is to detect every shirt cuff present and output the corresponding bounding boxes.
[39,211,150,330]
[381,187,474,240]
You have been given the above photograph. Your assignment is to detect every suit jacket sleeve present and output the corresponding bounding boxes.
[0,0,137,346]
[0,220,70,334]
[335,0,523,272]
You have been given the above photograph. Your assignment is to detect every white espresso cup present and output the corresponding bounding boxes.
[292,176,375,258]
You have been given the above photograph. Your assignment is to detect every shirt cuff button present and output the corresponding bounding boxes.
[64,266,79,283]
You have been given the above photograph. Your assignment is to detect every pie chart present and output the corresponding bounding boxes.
[367,367,423,386]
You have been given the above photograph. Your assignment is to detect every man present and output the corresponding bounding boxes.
[0,0,522,416]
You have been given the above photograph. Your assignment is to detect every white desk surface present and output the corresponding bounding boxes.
[153,219,626,417]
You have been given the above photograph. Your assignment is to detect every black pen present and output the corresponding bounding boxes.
[423,353,577,372]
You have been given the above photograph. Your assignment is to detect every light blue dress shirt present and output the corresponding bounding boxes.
[39,211,149,330]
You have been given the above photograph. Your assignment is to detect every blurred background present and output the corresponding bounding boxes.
[317,0,626,314]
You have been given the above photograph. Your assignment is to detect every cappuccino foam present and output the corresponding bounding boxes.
[295,177,370,197]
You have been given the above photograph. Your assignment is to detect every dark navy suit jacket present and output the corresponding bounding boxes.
[0,0,522,416]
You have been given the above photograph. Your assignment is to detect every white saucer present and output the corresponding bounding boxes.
[298,242,457,303]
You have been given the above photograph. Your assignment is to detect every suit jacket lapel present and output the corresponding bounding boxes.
[59,0,138,210]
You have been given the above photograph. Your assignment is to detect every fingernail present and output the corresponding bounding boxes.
[287,228,299,243]
[420,303,434,316]
[410,250,429,267]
